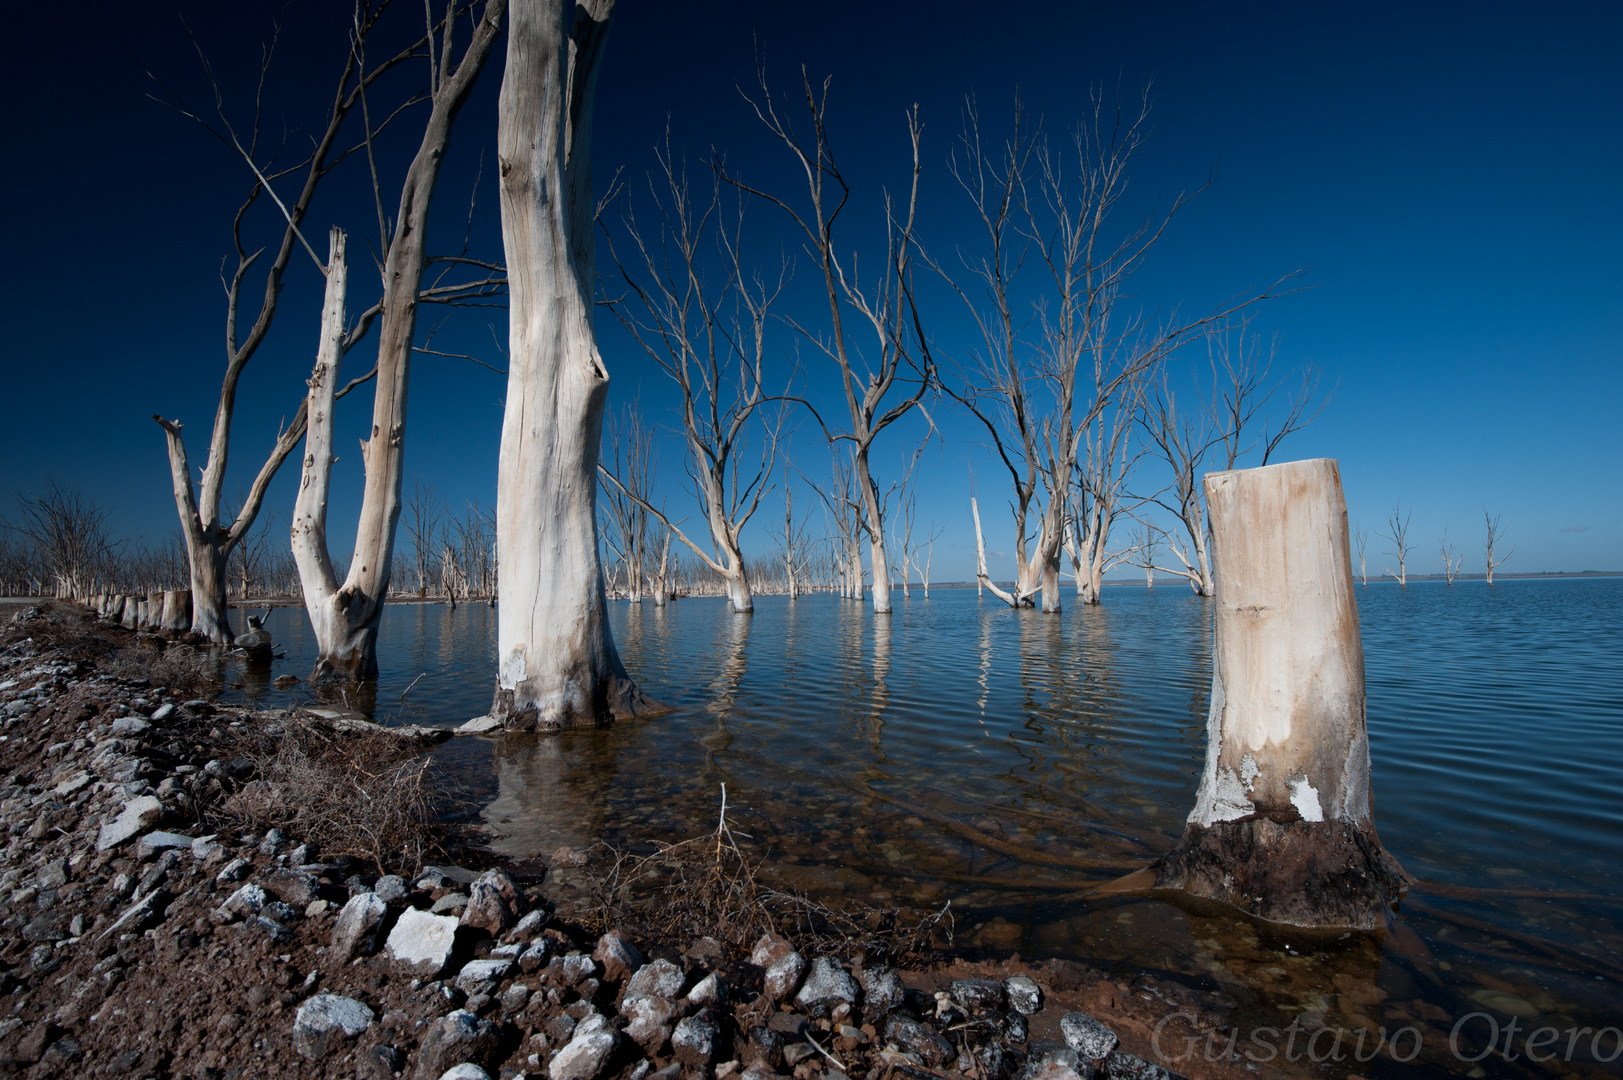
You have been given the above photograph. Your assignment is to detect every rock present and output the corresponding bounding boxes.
[672,1009,719,1067]
[415,1010,502,1080]
[455,958,515,996]
[762,951,805,1003]
[506,907,549,941]
[593,929,644,982]
[884,1017,956,1068]
[972,1043,1012,1080]
[746,1026,784,1068]
[288,842,315,865]
[750,931,795,968]
[110,717,150,736]
[622,993,678,1053]
[96,795,164,851]
[1019,1046,1086,1080]
[461,867,523,935]
[427,864,481,886]
[220,883,268,919]
[766,1012,806,1038]
[438,1067,493,1080]
[151,703,176,722]
[95,888,170,942]
[137,830,194,859]
[262,868,321,907]
[549,1013,619,1080]
[216,858,252,884]
[551,845,588,868]
[950,978,1007,1013]
[36,857,69,891]
[1006,1011,1029,1044]
[547,953,599,987]
[260,827,284,854]
[292,993,374,1059]
[519,941,551,974]
[386,908,461,976]
[858,966,904,1020]
[1059,1014,1118,1063]
[795,957,860,1017]
[50,771,91,798]
[687,971,727,1009]
[456,714,502,734]
[330,892,389,962]
[432,892,470,915]
[499,983,532,1011]
[1102,1052,1177,1080]
[191,834,223,861]
[1006,975,1043,1017]
[359,1044,406,1080]
[374,874,409,903]
[624,957,684,1001]
[740,1063,777,1080]
[248,915,296,943]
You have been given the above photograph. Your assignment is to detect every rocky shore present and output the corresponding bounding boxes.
[0,603,1264,1079]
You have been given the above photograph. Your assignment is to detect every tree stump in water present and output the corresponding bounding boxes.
[1152,458,1408,929]
[160,590,192,634]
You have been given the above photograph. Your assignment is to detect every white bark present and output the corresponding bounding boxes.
[160,590,191,634]
[492,0,654,729]
[1154,458,1405,928]
[971,497,1019,606]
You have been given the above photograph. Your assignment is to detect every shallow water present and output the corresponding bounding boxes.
[232,579,1623,1077]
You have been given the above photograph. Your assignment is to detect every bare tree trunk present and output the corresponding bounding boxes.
[160,590,192,634]
[492,0,656,729]
[652,532,670,607]
[291,6,506,680]
[971,497,1020,606]
[1484,510,1514,585]
[1150,459,1407,929]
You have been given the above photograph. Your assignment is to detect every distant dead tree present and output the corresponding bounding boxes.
[1130,524,1159,588]
[776,473,815,600]
[149,6,437,643]
[402,480,445,598]
[3,481,123,599]
[599,402,656,603]
[726,69,934,614]
[1141,326,1323,596]
[939,93,1287,611]
[1484,510,1515,585]
[601,145,789,614]
[916,521,945,598]
[1383,502,1414,586]
[1439,526,1462,585]
[1353,525,1369,587]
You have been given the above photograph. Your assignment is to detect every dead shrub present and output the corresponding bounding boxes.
[208,716,452,874]
[577,785,953,966]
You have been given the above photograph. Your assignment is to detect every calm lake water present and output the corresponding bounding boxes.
[233,578,1623,1077]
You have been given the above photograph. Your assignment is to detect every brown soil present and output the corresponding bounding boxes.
[0,603,1330,1080]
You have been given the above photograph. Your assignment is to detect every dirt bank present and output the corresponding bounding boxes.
[0,603,1300,1080]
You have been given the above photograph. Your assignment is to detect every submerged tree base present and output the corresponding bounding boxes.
[489,674,667,732]
[1151,815,1410,930]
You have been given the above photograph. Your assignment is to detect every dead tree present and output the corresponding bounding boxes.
[1353,525,1369,586]
[1148,458,1408,928]
[598,402,655,603]
[293,1,507,681]
[403,480,444,597]
[1439,527,1462,585]
[1141,326,1323,596]
[726,70,934,614]
[1130,524,1159,588]
[938,93,1280,613]
[2,482,123,600]
[601,149,788,613]
[152,7,432,643]
[491,0,657,729]
[1485,510,1515,585]
[1383,502,1414,586]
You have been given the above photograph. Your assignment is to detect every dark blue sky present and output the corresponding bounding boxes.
[2,1,1618,579]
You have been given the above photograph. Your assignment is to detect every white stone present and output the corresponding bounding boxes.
[439,1067,493,1080]
[293,993,374,1059]
[138,831,194,858]
[385,907,461,975]
[455,958,515,994]
[96,796,164,852]
[549,1013,619,1080]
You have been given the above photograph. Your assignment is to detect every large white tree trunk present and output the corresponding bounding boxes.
[1151,458,1407,929]
[492,0,656,730]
